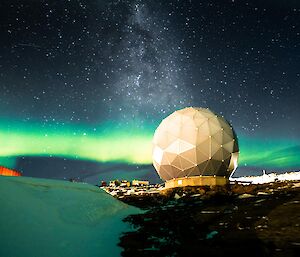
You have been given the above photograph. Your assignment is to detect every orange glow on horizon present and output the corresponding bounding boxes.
[0,166,22,177]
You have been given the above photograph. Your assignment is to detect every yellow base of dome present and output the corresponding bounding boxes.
[164,175,229,189]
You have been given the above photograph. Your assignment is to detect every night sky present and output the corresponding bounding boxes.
[0,0,299,178]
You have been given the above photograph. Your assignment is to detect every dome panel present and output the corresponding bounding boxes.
[160,153,170,165]
[170,156,182,170]
[186,166,200,176]
[220,158,232,176]
[181,148,197,164]
[179,156,196,170]
[164,151,178,164]
[211,138,221,156]
[179,139,195,153]
[211,160,223,175]
[167,113,182,125]
[158,165,173,181]
[208,116,222,131]
[197,120,210,136]
[181,126,198,144]
[195,108,215,118]
[193,116,207,127]
[181,107,196,116]
[165,140,180,154]
[222,148,231,160]
[218,116,232,129]
[153,146,164,164]
[196,132,209,145]
[197,160,209,174]
[196,150,209,165]
[211,130,224,143]
[222,130,235,144]
[193,109,207,119]
[202,162,216,176]
[165,120,182,137]
[161,165,180,179]
[181,115,195,127]
[212,148,224,161]
[153,160,160,173]
[170,166,182,178]
[217,163,228,176]
[223,140,234,152]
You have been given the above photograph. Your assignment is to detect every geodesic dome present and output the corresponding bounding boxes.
[152,107,239,181]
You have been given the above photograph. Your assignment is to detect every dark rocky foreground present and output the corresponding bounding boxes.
[118,182,300,257]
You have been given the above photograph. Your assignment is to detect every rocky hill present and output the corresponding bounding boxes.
[118,181,300,257]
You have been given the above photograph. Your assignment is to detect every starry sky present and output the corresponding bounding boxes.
[0,0,299,178]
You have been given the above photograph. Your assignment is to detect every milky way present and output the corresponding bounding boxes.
[100,1,193,124]
[0,0,299,174]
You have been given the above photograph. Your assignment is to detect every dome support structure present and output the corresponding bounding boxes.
[164,176,228,189]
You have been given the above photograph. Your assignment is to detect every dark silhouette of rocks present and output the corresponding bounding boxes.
[118,181,300,257]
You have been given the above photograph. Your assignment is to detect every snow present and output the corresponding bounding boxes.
[230,171,300,184]
[0,176,141,257]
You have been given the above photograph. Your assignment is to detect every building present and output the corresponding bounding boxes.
[132,180,150,187]
[100,181,107,187]
[120,180,130,187]
[152,107,239,188]
[0,166,22,177]
[109,180,121,187]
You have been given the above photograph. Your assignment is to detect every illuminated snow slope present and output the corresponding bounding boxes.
[230,171,300,184]
[0,176,140,257]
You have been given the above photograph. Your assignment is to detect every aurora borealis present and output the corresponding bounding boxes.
[0,119,152,164]
[0,118,299,171]
[0,0,299,177]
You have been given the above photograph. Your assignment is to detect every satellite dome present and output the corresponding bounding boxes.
[152,107,239,188]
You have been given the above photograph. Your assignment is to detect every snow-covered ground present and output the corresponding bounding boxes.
[230,171,300,184]
[0,176,141,257]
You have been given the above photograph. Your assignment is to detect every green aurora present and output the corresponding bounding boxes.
[0,119,299,170]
